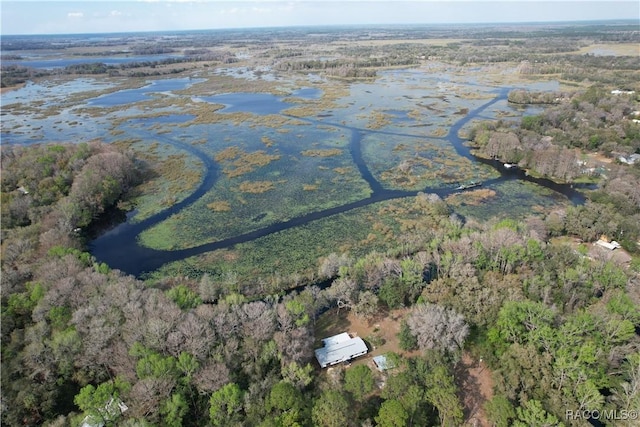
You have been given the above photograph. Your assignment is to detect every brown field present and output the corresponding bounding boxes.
[576,43,640,57]
[340,38,467,47]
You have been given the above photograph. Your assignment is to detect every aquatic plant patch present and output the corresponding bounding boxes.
[216,148,282,178]
[300,148,343,157]
[238,180,278,194]
[361,133,498,190]
[450,180,570,222]
[207,201,232,212]
[148,200,407,289]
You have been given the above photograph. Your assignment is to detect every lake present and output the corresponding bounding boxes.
[197,87,322,114]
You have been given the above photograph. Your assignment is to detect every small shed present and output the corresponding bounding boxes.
[315,333,368,368]
[373,355,396,372]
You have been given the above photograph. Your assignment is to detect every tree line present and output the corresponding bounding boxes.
[469,86,640,252]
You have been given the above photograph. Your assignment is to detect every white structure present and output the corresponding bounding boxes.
[595,240,622,251]
[611,89,635,95]
[315,333,368,368]
[373,355,396,372]
[618,154,640,165]
[81,397,128,427]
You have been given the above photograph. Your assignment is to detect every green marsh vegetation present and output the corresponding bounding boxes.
[362,133,499,190]
[113,136,205,221]
[446,180,570,221]
[148,193,454,291]
[149,203,387,289]
[138,120,372,250]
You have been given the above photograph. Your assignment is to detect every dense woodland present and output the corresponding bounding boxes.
[2,23,640,427]
[470,88,640,252]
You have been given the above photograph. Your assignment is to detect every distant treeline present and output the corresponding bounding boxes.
[0,51,238,87]
[275,57,417,78]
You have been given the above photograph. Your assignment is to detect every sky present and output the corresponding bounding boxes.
[1,1,638,35]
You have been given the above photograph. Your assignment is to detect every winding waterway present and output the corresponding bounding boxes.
[89,87,586,277]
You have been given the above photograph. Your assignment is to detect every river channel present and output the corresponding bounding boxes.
[89,87,587,277]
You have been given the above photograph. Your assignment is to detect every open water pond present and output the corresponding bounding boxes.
[1,78,115,108]
[88,78,204,107]
[198,87,322,114]
[215,66,281,81]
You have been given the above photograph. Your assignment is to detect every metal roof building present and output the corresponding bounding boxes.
[373,354,396,371]
[314,332,368,368]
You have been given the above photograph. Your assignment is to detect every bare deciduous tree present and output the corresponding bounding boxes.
[318,252,351,279]
[405,303,469,353]
[241,301,276,343]
[193,361,230,394]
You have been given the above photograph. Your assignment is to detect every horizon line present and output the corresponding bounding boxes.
[2,18,638,37]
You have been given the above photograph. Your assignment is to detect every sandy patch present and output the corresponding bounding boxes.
[585,151,613,164]
[456,353,494,427]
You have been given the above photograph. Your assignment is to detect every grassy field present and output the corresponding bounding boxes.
[575,43,640,57]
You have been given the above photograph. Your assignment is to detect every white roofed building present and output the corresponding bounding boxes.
[315,333,368,368]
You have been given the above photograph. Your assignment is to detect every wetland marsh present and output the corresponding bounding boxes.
[1,34,587,284]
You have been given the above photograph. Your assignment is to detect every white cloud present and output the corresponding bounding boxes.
[110,10,123,17]
[67,12,84,18]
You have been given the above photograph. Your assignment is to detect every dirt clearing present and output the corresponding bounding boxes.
[456,352,494,427]
[314,306,415,359]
